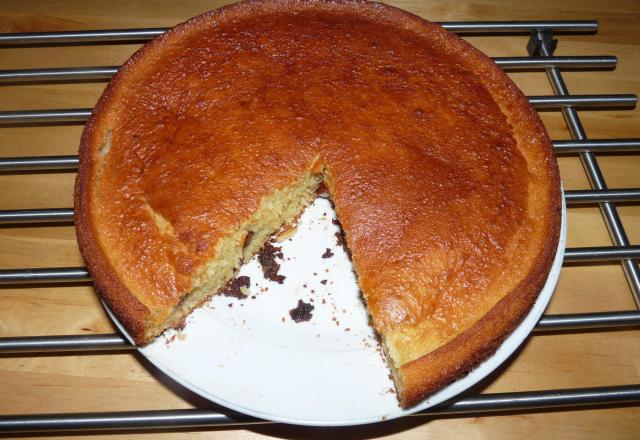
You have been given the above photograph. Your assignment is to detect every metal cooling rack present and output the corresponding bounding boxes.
[0,20,639,433]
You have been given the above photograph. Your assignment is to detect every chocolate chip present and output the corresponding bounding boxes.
[289,299,314,323]
[219,275,251,299]
[258,242,286,283]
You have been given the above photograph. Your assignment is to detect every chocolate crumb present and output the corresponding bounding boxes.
[258,242,286,283]
[281,317,285,323]
[322,248,334,258]
[175,318,187,331]
[243,231,254,248]
[219,275,251,299]
[289,299,315,322]
[316,181,328,197]
[322,298,326,304]
[228,303,233,308]
[345,328,351,332]
[332,218,352,258]
[334,231,352,258]
[320,279,327,285]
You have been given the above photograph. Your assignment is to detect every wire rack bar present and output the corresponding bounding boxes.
[0,56,618,84]
[438,21,599,33]
[494,56,617,69]
[0,334,131,353]
[535,31,640,307]
[0,155,79,171]
[564,245,640,262]
[1,246,638,284]
[0,267,89,283]
[553,139,640,153]
[563,188,640,203]
[2,188,638,224]
[0,94,635,125]
[535,311,640,331]
[527,94,637,108]
[0,21,599,46]
[0,28,165,45]
[0,384,638,433]
[0,66,117,83]
[0,109,90,124]
[3,139,638,172]
[0,311,637,354]
[0,208,73,223]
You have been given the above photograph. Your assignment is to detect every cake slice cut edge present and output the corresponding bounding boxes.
[131,161,327,345]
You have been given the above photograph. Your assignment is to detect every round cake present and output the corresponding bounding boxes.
[74,0,561,408]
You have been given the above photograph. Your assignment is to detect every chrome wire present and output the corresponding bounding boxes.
[0,311,638,354]
[537,33,640,307]
[0,385,639,432]
[0,155,79,171]
[0,21,599,46]
[0,208,73,223]
[0,267,89,283]
[0,94,635,124]
[553,139,640,153]
[1,189,639,224]
[0,245,638,285]
[0,56,618,84]
[2,140,639,172]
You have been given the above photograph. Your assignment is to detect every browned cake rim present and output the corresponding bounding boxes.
[74,0,561,407]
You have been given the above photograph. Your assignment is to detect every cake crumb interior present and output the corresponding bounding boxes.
[141,165,326,343]
[114,157,404,400]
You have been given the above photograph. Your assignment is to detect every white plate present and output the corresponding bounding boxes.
[105,191,566,426]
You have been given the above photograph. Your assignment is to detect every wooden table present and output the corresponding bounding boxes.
[0,0,638,438]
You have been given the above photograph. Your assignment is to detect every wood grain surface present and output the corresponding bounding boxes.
[0,1,638,439]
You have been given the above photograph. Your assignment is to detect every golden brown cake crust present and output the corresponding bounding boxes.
[74,77,151,343]
[75,0,561,405]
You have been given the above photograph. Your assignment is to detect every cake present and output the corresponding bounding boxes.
[74,0,561,408]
